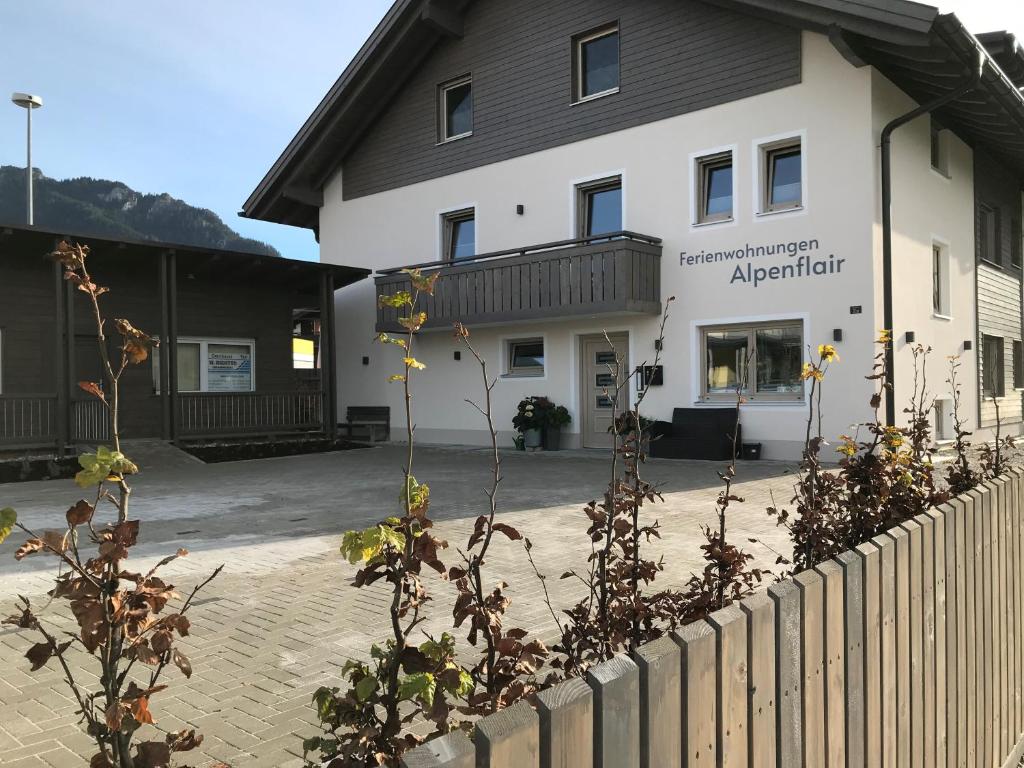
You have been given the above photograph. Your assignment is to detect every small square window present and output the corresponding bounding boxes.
[439,75,472,142]
[695,152,733,224]
[930,118,949,175]
[442,208,475,261]
[576,177,622,239]
[508,338,544,376]
[983,334,1005,398]
[761,139,802,213]
[573,24,619,102]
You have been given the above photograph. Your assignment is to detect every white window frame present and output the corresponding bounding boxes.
[573,23,620,104]
[691,146,736,227]
[753,131,807,218]
[504,337,546,378]
[698,320,805,403]
[438,74,473,143]
[932,237,952,319]
[153,336,256,394]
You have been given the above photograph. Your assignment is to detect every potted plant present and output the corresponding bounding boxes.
[513,397,544,449]
[542,404,572,451]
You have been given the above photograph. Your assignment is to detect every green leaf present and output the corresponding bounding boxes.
[312,687,336,722]
[354,674,377,702]
[0,508,16,545]
[398,672,436,708]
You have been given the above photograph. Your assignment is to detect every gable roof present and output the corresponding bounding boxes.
[242,0,1024,230]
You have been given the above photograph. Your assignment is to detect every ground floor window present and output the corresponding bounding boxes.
[506,338,544,377]
[982,334,1005,398]
[701,321,803,402]
[153,337,255,393]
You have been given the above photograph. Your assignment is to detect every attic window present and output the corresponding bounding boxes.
[439,75,473,142]
[931,117,950,176]
[573,24,620,102]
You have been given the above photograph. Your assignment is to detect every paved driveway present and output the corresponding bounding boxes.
[0,443,798,767]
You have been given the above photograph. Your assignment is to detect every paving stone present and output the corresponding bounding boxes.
[0,444,797,765]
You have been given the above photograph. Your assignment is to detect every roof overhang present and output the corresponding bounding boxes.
[0,224,370,293]
[242,0,1024,229]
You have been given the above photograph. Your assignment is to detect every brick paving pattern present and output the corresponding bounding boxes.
[0,444,797,766]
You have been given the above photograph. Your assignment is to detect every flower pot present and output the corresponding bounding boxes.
[524,428,542,449]
[543,427,561,451]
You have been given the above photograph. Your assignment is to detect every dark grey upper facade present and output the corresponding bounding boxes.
[242,0,1024,231]
[342,0,801,199]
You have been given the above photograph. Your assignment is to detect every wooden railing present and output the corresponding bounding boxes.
[375,232,662,332]
[403,472,1024,768]
[177,391,324,437]
[0,395,57,446]
[71,399,110,444]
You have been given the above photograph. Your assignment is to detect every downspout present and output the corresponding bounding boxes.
[880,49,985,425]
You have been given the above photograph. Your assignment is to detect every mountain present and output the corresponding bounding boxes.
[0,166,280,257]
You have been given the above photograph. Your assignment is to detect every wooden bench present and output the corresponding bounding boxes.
[341,406,390,443]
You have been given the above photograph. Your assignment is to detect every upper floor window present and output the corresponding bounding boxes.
[439,75,473,142]
[760,138,802,213]
[930,117,949,176]
[576,176,622,239]
[695,151,733,225]
[1013,216,1022,269]
[979,203,1001,266]
[573,24,619,103]
[442,208,476,261]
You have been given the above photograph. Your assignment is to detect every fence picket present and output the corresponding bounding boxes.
[739,593,776,768]
[674,621,717,768]
[536,677,593,768]
[708,605,748,768]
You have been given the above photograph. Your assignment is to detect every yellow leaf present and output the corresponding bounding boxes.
[403,357,426,371]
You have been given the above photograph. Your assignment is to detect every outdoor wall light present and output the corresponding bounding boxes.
[454,350,461,361]
[516,204,525,215]
[654,339,662,351]
[964,340,973,351]
[905,331,916,343]
[362,356,369,366]
[833,329,843,342]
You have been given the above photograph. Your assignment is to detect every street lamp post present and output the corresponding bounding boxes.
[11,93,43,226]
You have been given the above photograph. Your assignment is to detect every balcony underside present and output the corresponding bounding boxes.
[375,233,662,333]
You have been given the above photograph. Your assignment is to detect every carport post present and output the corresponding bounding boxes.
[53,258,68,456]
[165,251,180,444]
[320,270,338,439]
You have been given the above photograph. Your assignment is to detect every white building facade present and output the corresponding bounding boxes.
[245,0,1024,459]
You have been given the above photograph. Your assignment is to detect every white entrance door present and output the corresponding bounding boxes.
[581,333,630,449]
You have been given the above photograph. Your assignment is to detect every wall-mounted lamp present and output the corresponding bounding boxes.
[832,329,843,342]
[654,339,663,351]
[454,350,461,361]
[362,356,369,366]
[905,331,916,343]
[963,340,973,351]
[516,204,525,215]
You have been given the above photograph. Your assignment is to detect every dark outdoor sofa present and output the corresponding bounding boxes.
[649,408,741,461]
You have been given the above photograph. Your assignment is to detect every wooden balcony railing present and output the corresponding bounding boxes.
[0,395,57,446]
[375,232,662,332]
[177,391,325,438]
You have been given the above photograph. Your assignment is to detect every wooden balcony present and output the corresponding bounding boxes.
[375,232,662,332]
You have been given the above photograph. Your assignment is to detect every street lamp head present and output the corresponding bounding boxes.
[11,93,43,109]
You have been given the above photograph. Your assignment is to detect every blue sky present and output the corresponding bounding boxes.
[0,1,392,261]
[1,1,1021,262]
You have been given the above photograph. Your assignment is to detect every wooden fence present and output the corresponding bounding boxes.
[402,471,1024,768]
